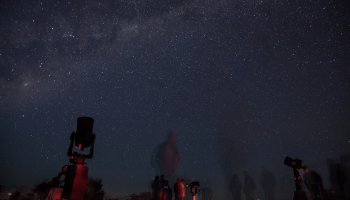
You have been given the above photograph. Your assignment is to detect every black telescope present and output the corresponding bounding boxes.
[75,117,94,150]
[284,157,305,170]
[190,182,200,188]
[190,181,200,200]
[283,156,307,200]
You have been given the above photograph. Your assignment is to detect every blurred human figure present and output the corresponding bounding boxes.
[303,165,324,200]
[326,159,338,191]
[243,171,256,200]
[155,131,180,185]
[181,179,187,200]
[230,174,242,200]
[165,180,172,200]
[152,176,160,200]
[337,164,347,197]
[174,178,180,200]
[338,154,349,198]
[174,178,186,200]
[159,175,167,200]
[259,166,276,200]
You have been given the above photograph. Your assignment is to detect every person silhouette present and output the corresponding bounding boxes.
[326,159,338,192]
[174,178,186,200]
[338,155,349,198]
[303,165,324,200]
[152,176,160,200]
[159,175,168,200]
[259,166,276,200]
[243,171,256,200]
[230,174,242,200]
[154,131,180,185]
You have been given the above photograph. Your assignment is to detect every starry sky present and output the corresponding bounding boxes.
[0,0,349,199]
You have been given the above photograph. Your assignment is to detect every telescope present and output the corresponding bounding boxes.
[283,157,307,200]
[46,117,97,200]
[75,117,94,150]
[189,181,200,200]
[189,181,200,188]
[284,157,305,170]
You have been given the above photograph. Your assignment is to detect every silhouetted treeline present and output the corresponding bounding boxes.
[19,192,36,200]
[9,191,21,200]
[126,192,153,200]
[84,176,105,200]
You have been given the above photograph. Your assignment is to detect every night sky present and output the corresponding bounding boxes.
[0,0,349,199]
